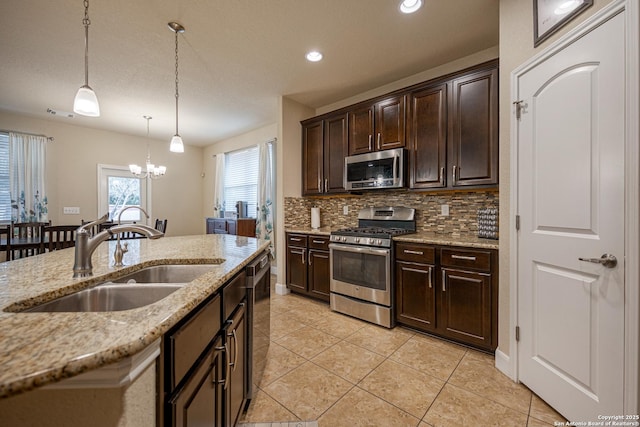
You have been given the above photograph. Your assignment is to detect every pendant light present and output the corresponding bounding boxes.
[73,0,100,117]
[130,116,167,179]
[168,22,185,153]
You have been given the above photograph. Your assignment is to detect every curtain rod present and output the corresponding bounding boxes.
[0,129,54,141]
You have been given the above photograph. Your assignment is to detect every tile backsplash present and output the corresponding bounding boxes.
[285,189,499,238]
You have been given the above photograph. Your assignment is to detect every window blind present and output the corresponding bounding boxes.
[224,146,258,218]
[0,133,10,221]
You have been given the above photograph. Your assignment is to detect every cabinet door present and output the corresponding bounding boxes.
[308,249,330,301]
[439,268,493,350]
[348,105,374,155]
[302,120,324,195]
[449,67,498,187]
[213,219,228,234]
[323,113,348,193]
[409,84,447,189]
[376,95,406,151]
[226,220,237,236]
[206,218,216,234]
[169,338,224,427]
[286,245,307,292]
[226,304,246,427]
[396,261,436,331]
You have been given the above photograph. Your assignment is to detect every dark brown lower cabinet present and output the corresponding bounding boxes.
[162,269,250,427]
[285,233,330,302]
[169,335,224,427]
[395,242,497,352]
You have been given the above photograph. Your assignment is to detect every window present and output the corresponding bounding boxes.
[97,165,150,223]
[0,133,10,221]
[224,146,258,218]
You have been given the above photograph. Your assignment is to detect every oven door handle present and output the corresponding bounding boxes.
[329,243,390,256]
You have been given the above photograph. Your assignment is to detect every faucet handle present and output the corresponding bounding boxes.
[78,213,110,234]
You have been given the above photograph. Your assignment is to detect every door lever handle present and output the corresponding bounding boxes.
[579,254,617,268]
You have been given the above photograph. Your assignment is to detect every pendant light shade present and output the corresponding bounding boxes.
[74,0,100,117]
[170,135,184,153]
[168,22,185,153]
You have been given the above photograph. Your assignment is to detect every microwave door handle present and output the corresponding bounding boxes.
[393,154,398,184]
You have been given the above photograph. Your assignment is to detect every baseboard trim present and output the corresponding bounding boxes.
[495,348,515,380]
[275,282,290,295]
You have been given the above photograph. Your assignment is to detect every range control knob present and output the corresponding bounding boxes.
[369,238,374,244]
[377,239,382,245]
[342,236,347,242]
[354,237,360,243]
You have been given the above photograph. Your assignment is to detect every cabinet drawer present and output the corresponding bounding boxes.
[395,242,435,263]
[213,220,227,232]
[169,293,221,388]
[223,271,247,319]
[440,248,492,272]
[308,235,330,250]
[287,234,308,247]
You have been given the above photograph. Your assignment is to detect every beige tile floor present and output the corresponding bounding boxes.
[240,280,567,427]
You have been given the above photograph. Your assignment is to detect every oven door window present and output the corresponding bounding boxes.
[332,249,387,291]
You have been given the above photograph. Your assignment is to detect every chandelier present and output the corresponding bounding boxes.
[129,116,167,179]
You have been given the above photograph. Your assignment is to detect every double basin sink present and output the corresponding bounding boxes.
[21,264,218,313]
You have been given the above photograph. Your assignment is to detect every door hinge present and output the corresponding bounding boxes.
[515,326,520,342]
[515,215,520,230]
[513,100,524,120]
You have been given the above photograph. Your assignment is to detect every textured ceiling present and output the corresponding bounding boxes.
[0,0,499,146]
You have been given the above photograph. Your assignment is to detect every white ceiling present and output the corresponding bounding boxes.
[0,0,499,147]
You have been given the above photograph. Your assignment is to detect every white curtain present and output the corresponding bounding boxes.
[9,132,48,222]
[256,139,275,258]
[213,154,226,217]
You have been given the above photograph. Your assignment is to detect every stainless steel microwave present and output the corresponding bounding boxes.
[344,148,405,190]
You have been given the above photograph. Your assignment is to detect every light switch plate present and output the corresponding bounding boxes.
[63,206,80,215]
[343,205,349,215]
[441,204,449,216]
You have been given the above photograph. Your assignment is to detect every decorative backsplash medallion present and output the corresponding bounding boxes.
[285,189,499,238]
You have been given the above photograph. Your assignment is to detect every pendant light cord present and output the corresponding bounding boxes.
[174,30,180,136]
[83,0,91,87]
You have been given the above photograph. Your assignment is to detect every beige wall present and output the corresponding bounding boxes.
[0,111,205,237]
[498,0,614,357]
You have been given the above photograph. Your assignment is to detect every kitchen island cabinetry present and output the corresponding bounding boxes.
[349,94,406,155]
[163,270,248,427]
[301,112,348,196]
[395,242,498,352]
[286,232,330,302]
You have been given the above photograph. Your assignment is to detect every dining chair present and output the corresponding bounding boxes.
[0,225,10,262]
[9,222,48,260]
[154,219,168,233]
[42,225,79,252]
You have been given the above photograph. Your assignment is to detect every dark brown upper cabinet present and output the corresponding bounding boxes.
[348,95,406,155]
[449,66,498,187]
[408,62,498,190]
[302,112,348,196]
[408,83,448,189]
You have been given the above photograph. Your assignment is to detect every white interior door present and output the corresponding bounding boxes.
[516,11,625,421]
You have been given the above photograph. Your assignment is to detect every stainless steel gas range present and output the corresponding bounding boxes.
[329,206,416,328]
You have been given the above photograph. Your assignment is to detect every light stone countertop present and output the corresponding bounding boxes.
[0,234,270,399]
[285,227,499,250]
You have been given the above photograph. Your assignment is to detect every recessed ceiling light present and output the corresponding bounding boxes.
[306,51,323,62]
[399,0,423,14]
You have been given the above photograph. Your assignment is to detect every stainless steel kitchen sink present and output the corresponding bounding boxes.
[23,283,183,312]
[112,264,218,284]
[15,264,219,313]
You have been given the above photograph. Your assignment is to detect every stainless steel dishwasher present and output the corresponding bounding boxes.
[245,250,270,404]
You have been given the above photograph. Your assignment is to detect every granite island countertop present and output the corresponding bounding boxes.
[285,227,498,250]
[0,234,270,398]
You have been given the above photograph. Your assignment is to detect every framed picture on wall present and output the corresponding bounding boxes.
[533,0,593,46]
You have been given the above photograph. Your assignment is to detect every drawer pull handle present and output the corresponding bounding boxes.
[451,254,476,261]
[404,250,423,255]
[227,328,238,372]
[428,266,432,289]
[301,249,306,265]
[308,250,312,265]
[290,237,302,242]
[442,270,446,292]
[312,240,325,244]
